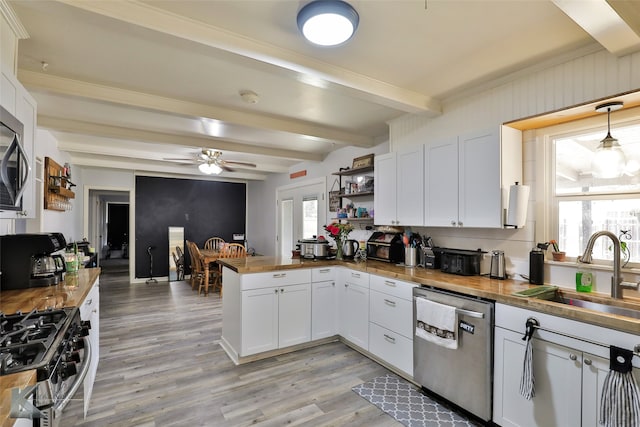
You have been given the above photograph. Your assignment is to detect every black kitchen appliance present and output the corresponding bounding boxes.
[1,307,91,426]
[439,248,485,276]
[0,233,67,290]
[366,232,404,263]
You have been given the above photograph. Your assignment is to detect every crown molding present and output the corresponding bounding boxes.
[0,0,29,39]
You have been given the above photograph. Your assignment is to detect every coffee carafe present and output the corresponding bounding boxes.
[30,253,66,286]
[490,250,506,279]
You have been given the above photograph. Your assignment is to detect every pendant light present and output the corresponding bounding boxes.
[297,1,359,46]
[592,101,626,179]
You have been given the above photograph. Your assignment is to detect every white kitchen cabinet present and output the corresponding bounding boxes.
[311,267,337,340]
[368,275,416,375]
[241,282,311,355]
[425,126,522,228]
[79,278,100,417]
[339,269,369,350]
[374,146,424,226]
[0,69,36,219]
[494,303,640,427]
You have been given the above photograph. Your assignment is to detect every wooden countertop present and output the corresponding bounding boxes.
[218,257,640,336]
[0,267,100,427]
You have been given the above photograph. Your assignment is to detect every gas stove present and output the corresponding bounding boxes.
[1,307,91,426]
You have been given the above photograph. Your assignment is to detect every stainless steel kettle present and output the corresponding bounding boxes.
[343,239,359,258]
[490,250,507,280]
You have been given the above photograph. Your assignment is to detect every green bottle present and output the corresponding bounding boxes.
[576,271,593,292]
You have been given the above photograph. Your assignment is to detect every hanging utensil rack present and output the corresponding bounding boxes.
[523,317,640,357]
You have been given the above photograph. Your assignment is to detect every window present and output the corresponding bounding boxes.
[551,120,640,266]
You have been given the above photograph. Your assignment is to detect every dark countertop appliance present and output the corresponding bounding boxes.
[0,233,67,290]
[366,232,404,263]
[439,248,485,276]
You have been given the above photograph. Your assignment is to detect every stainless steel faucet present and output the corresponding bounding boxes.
[578,230,639,299]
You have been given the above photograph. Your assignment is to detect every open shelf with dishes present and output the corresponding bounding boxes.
[331,164,374,223]
[45,157,75,211]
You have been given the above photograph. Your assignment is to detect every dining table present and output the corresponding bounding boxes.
[200,248,221,294]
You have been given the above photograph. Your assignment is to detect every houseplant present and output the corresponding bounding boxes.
[323,221,354,260]
[549,240,565,261]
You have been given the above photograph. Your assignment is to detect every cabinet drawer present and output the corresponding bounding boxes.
[342,269,369,288]
[370,275,416,300]
[370,289,413,338]
[80,284,99,319]
[311,267,336,282]
[240,269,311,290]
[369,323,413,376]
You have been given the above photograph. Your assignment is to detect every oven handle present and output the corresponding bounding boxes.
[54,336,91,414]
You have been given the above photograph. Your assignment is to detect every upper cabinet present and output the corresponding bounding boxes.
[374,145,424,226]
[425,126,522,228]
[0,69,36,219]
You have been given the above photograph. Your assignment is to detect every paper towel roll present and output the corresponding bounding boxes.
[506,183,530,228]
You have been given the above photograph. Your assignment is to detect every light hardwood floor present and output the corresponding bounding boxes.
[61,261,398,426]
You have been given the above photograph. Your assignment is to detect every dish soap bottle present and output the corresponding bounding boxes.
[576,271,593,292]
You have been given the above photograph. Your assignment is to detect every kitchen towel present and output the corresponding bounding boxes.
[415,297,458,349]
[599,346,640,427]
[519,319,536,400]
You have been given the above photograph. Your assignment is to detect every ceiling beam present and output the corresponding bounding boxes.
[54,0,441,116]
[37,115,324,163]
[552,0,640,56]
[21,70,373,148]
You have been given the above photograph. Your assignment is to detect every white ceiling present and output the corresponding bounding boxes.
[8,0,640,180]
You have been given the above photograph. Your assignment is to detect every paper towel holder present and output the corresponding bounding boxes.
[504,181,530,229]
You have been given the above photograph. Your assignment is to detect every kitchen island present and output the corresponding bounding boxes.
[0,267,100,427]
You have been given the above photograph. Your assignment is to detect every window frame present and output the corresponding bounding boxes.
[535,107,640,269]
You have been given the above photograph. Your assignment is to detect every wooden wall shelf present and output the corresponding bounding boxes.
[45,157,75,211]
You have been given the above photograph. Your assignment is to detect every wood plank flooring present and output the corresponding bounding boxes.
[61,261,398,426]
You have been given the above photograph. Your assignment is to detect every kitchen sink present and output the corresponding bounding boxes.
[548,294,640,320]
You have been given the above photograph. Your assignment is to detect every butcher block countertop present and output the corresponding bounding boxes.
[0,267,100,427]
[218,257,640,336]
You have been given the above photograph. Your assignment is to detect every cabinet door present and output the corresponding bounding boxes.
[374,152,397,225]
[425,137,458,227]
[459,129,501,228]
[341,282,369,349]
[241,287,279,355]
[311,280,337,340]
[493,327,582,427]
[396,146,424,225]
[278,283,311,348]
[80,280,100,417]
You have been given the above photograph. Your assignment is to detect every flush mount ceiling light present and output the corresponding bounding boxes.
[198,162,222,175]
[297,0,359,46]
[592,101,626,179]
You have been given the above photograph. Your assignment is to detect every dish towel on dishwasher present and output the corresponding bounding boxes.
[599,346,640,427]
[519,319,536,400]
[415,297,458,349]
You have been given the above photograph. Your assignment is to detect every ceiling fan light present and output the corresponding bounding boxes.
[198,162,222,175]
[297,1,359,46]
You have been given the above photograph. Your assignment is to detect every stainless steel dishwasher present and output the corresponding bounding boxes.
[413,286,494,422]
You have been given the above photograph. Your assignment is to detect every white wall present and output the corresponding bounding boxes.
[247,141,389,256]
[388,46,640,292]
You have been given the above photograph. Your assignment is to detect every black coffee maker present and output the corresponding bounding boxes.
[0,233,67,290]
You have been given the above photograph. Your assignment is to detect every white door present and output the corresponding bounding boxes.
[311,280,337,340]
[276,179,326,257]
[373,152,397,225]
[342,283,369,349]
[278,283,311,348]
[241,287,279,355]
[425,137,459,227]
[397,146,424,225]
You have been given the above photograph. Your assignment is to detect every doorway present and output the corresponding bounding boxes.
[107,203,129,258]
[276,178,326,257]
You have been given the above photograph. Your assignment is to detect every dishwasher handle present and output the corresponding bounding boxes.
[413,296,485,319]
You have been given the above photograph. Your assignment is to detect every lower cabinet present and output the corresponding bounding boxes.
[339,269,369,350]
[311,274,338,340]
[241,282,311,355]
[493,303,640,427]
[79,278,100,417]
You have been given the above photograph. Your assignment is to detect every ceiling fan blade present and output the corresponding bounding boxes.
[219,163,235,172]
[221,160,257,168]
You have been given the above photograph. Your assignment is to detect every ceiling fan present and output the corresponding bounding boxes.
[165,149,257,174]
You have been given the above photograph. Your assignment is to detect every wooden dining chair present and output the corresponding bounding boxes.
[213,243,247,294]
[172,251,184,281]
[204,237,225,251]
[185,241,203,290]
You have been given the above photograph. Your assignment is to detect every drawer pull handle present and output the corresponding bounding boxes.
[584,359,592,366]
[384,280,396,287]
[86,299,92,306]
[384,299,396,307]
[273,273,286,278]
[319,269,330,273]
[351,273,360,278]
[383,334,396,343]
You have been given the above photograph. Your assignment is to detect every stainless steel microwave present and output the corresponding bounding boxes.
[0,105,29,211]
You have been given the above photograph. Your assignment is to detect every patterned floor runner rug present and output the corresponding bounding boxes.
[352,374,480,427]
